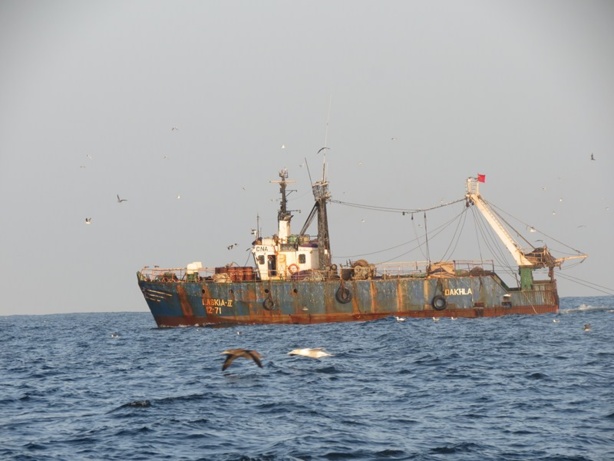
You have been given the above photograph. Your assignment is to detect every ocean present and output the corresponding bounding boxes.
[1,296,613,461]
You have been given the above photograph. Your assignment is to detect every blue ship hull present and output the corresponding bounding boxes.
[137,273,558,327]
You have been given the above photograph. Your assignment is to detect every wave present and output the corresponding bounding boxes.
[561,303,614,314]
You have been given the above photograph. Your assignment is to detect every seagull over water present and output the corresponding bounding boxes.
[117,195,127,203]
[288,348,332,359]
[221,349,263,371]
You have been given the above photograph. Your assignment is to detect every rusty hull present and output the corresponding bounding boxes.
[138,274,558,327]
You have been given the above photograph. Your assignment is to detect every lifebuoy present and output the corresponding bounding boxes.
[263,296,275,310]
[287,264,299,276]
[432,295,447,311]
[335,286,352,304]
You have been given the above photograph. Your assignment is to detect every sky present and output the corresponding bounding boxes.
[1,0,612,316]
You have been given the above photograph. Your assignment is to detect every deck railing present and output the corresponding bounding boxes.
[138,259,497,283]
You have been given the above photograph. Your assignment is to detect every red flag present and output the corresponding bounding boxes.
[477,174,486,183]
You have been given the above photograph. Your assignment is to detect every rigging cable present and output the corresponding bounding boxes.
[439,205,468,261]
[329,198,466,214]
[470,205,485,264]
[411,213,427,261]
[388,206,469,263]
[470,206,519,284]
[488,201,586,256]
[331,200,464,260]
[556,272,614,295]
[423,212,430,264]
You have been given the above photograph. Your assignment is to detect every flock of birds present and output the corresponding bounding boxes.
[82,150,601,226]
[84,194,128,224]
[221,320,593,371]
[221,347,332,371]
[81,127,181,225]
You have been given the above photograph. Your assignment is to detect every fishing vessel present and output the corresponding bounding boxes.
[137,162,587,327]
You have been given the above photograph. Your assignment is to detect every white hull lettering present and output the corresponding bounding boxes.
[444,288,473,296]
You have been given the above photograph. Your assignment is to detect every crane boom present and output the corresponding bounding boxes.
[465,177,533,267]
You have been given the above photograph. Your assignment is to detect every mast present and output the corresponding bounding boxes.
[312,178,331,269]
[271,168,294,241]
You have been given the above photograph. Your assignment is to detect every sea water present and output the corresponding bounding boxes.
[1,296,613,460]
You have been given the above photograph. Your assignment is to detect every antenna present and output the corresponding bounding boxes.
[321,95,332,181]
[323,94,332,147]
[304,157,313,186]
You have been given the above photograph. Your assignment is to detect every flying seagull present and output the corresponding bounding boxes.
[288,348,332,359]
[117,195,127,203]
[591,153,595,161]
[221,349,263,371]
[85,218,92,224]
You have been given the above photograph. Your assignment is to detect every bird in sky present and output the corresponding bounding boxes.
[85,218,92,224]
[591,153,595,161]
[288,348,332,359]
[117,195,127,203]
[221,349,263,371]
